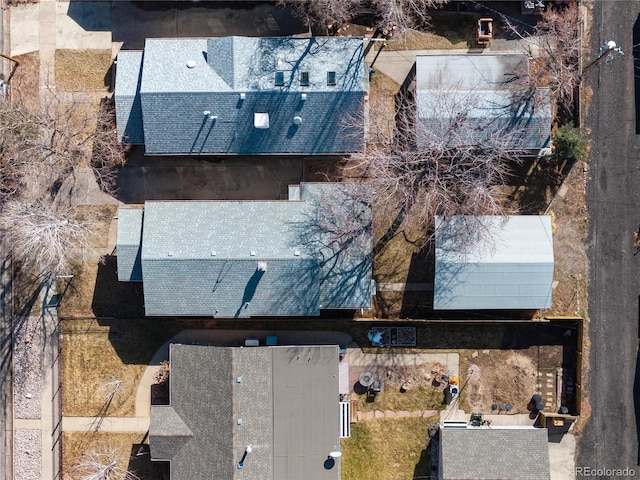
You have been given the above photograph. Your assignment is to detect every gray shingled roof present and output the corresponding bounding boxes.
[415,54,551,151]
[150,344,339,480]
[115,208,143,282]
[115,36,367,154]
[439,427,551,480]
[114,51,144,145]
[434,215,554,310]
[117,183,372,316]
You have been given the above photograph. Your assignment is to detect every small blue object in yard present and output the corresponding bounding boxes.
[266,335,278,346]
[368,327,416,347]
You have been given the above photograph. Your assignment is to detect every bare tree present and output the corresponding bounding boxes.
[372,0,448,34]
[343,83,527,250]
[280,0,360,30]
[279,0,448,33]
[73,448,140,480]
[0,200,96,274]
[0,92,127,272]
[0,92,127,203]
[90,97,128,195]
[502,2,584,118]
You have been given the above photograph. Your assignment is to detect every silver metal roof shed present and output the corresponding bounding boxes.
[434,215,554,310]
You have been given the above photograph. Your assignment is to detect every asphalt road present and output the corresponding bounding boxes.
[579,0,640,473]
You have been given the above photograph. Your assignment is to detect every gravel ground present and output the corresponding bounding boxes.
[13,316,42,419]
[14,429,41,480]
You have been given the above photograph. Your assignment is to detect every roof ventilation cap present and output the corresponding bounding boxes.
[257,261,268,272]
[301,93,307,101]
[254,113,270,129]
[240,92,246,100]
[186,60,197,68]
[293,116,303,126]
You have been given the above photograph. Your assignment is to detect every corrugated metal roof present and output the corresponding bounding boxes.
[415,54,551,151]
[434,215,554,310]
[149,344,339,480]
[440,427,551,480]
[115,36,367,155]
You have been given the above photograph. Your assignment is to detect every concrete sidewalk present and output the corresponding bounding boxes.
[365,44,533,87]
[11,277,61,480]
[62,416,149,433]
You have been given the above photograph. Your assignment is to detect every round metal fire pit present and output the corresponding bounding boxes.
[359,371,375,388]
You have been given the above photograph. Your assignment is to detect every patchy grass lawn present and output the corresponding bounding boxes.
[61,318,182,417]
[63,432,162,480]
[383,15,475,51]
[55,49,113,92]
[341,416,438,480]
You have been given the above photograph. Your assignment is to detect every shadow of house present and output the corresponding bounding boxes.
[115,183,373,318]
[110,2,308,50]
[66,1,112,32]
[91,256,145,319]
[126,442,169,480]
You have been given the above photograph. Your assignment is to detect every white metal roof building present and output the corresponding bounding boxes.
[434,215,554,310]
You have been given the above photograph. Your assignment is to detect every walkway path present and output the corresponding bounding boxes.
[12,278,61,480]
[356,409,439,421]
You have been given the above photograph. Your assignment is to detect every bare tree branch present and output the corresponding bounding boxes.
[0,92,127,203]
[73,448,140,480]
[279,0,448,33]
[342,83,524,250]
[0,92,127,273]
[0,200,96,274]
[501,2,585,119]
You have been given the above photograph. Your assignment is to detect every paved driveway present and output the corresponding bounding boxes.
[116,148,304,203]
[108,1,308,49]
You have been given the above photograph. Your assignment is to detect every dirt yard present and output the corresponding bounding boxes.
[460,346,564,414]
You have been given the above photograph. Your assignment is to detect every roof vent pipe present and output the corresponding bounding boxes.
[293,116,303,126]
[257,261,268,272]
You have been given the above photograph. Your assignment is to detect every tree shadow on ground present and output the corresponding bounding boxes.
[506,157,574,214]
[426,11,477,47]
